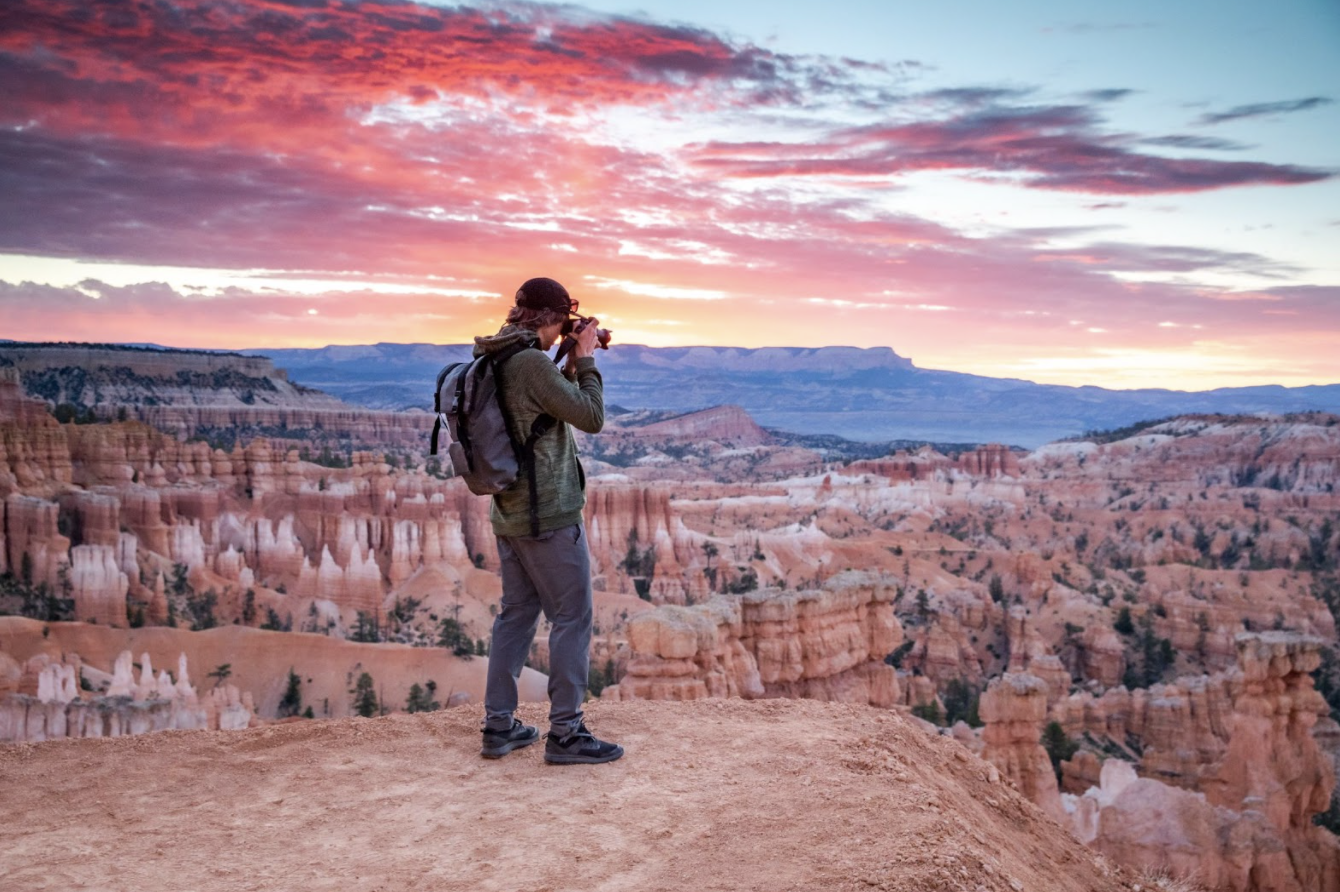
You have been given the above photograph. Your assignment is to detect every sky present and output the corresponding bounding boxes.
[0,0,1337,390]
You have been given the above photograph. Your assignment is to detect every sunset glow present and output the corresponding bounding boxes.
[1,0,1337,389]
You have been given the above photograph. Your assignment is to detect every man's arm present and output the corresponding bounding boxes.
[524,353,604,434]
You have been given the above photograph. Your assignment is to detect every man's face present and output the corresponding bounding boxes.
[536,321,564,351]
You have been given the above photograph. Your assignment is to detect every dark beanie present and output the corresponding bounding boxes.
[515,277,572,313]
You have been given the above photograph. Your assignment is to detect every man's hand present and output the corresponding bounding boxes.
[573,319,599,359]
[562,319,600,375]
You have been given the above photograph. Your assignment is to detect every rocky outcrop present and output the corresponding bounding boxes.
[0,648,255,743]
[1003,605,1072,703]
[622,405,772,447]
[2,344,433,452]
[979,672,1064,821]
[604,572,901,708]
[1060,633,1339,892]
[3,493,71,590]
[1200,633,1337,889]
[0,369,73,498]
[955,444,1021,478]
[67,544,129,626]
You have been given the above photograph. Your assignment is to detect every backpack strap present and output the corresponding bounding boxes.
[491,342,556,537]
[521,414,557,536]
[429,361,462,456]
[490,341,531,467]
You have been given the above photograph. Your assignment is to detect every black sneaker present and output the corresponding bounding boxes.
[544,722,624,764]
[480,719,539,759]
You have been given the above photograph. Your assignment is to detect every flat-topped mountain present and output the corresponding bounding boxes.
[0,342,335,410]
[0,343,430,452]
[241,341,1340,448]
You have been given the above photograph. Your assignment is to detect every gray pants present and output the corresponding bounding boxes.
[484,522,592,738]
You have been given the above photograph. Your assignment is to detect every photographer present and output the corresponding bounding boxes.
[476,277,623,765]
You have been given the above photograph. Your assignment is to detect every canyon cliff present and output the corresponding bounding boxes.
[2,349,1339,891]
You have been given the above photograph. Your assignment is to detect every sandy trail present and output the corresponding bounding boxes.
[0,699,1134,892]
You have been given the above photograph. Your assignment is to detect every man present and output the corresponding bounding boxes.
[476,276,623,765]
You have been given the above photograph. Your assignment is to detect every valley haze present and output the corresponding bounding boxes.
[242,341,1340,448]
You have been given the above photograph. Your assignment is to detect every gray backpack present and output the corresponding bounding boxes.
[429,343,555,534]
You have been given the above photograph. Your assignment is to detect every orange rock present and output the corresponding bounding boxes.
[979,672,1064,821]
[608,573,901,708]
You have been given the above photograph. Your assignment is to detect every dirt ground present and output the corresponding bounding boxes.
[0,698,1138,892]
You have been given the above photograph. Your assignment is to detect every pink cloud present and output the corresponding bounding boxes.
[0,0,1334,388]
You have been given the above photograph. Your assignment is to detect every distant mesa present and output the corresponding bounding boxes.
[241,340,1340,448]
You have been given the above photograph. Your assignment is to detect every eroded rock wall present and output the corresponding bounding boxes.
[603,572,902,708]
[1062,633,1339,892]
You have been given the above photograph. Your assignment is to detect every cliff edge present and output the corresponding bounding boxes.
[0,699,1140,892]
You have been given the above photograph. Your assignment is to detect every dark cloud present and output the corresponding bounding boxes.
[1032,242,1301,278]
[1081,89,1134,103]
[1197,96,1334,125]
[1140,135,1250,151]
[921,86,1035,107]
[691,103,1332,195]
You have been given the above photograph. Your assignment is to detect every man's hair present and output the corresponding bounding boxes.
[506,305,567,331]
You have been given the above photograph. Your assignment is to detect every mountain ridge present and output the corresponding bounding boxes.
[239,341,1340,448]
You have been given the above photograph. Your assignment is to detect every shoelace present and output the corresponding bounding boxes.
[553,726,595,745]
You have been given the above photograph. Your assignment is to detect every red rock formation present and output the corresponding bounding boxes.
[605,573,902,708]
[68,545,129,626]
[1004,605,1072,703]
[1201,633,1338,889]
[624,405,772,447]
[0,370,73,497]
[955,444,1021,478]
[1061,633,1339,892]
[978,672,1065,821]
[3,494,71,590]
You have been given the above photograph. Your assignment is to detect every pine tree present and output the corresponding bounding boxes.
[277,668,303,718]
[405,681,440,713]
[352,672,379,718]
[1041,721,1079,781]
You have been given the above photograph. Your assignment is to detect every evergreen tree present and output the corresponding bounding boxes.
[207,663,232,688]
[911,700,943,725]
[352,671,379,718]
[438,617,473,657]
[405,681,441,713]
[350,610,381,643]
[1041,721,1079,782]
[277,667,303,718]
[1114,606,1135,635]
[942,678,982,727]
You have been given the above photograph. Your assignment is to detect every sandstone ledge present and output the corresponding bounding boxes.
[0,699,1139,892]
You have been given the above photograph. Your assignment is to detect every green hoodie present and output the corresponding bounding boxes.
[472,325,604,537]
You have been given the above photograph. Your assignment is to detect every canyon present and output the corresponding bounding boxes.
[1,344,1338,890]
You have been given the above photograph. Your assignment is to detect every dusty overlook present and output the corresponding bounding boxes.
[1,346,1338,890]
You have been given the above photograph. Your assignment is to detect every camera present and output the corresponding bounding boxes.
[561,314,612,349]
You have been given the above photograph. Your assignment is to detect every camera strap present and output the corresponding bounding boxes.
[551,335,577,366]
